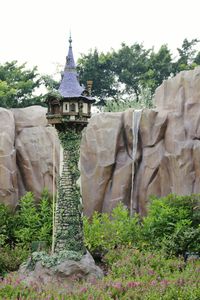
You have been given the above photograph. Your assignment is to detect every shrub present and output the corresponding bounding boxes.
[0,204,14,247]
[83,203,140,257]
[141,194,200,255]
[0,246,29,276]
[0,190,53,275]
[13,190,53,248]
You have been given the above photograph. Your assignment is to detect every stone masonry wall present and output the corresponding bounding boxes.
[54,130,85,254]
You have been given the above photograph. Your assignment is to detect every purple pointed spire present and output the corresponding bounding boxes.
[65,34,76,70]
[58,35,84,98]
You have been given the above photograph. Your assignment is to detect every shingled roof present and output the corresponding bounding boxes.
[58,36,87,99]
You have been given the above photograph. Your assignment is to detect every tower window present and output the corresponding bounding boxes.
[65,103,68,110]
[70,103,76,112]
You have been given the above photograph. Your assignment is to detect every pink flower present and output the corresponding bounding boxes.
[150,280,157,286]
[80,287,87,293]
[112,282,123,290]
[148,269,155,275]
[127,281,141,288]
[160,279,169,286]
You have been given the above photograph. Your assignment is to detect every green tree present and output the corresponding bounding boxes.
[194,51,200,65]
[0,61,43,108]
[77,49,118,102]
[144,44,173,95]
[113,43,150,101]
[41,74,59,91]
[173,38,200,73]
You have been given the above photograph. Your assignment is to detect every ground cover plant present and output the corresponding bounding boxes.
[0,248,200,299]
[0,193,200,298]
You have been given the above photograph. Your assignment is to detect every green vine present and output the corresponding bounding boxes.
[58,129,81,181]
[23,250,83,270]
[54,128,85,255]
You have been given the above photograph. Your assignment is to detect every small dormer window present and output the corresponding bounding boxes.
[70,103,76,112]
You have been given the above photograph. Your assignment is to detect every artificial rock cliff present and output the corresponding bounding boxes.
[80,67,200,216]
[1,67,200,215]
[0,106,59,207]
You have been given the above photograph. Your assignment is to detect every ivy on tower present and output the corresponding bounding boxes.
[46,35,95,254]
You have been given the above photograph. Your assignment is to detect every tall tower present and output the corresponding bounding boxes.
[46,36,95,254]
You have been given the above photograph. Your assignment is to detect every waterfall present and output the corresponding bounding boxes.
[130,109,142,216]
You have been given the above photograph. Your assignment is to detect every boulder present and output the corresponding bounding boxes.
[19,251,103,287]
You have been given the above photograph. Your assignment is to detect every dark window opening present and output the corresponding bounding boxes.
[70,103,76,112]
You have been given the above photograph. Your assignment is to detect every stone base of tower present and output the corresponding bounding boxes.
[18,250,103,288]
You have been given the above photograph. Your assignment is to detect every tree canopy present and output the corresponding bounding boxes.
[0,38,200,109]
[77,38,200,105]
[0,61,43,108]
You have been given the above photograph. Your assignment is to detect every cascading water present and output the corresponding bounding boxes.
[130,109,142,216]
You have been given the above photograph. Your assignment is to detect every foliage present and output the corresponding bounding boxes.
[0,246,29,276]
[55,129,85,254]
[77,38,200,108]
[1,248,200,299]
[37,189,54,246]
[83,203,140,257]
[0,204,13,247]
[174,38,200,73]
[23,250,83,270]
[141,194,200,255]
[14,192,41,245]
[104,88,153,112]
[113,42,150,100]
[77,49,119,100]
[144,44,173,95]
[0,190,53,276]
[58,129,81,182]
[14,190,53,247]
[41,74,60,91]
[0,61,44,108]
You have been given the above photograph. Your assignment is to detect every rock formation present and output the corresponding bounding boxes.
[80,67,200,216]
[1,67,200,215]
[19,251,103,287]
[0,106,60,207]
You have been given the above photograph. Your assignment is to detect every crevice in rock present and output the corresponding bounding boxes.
[147,167,159,187]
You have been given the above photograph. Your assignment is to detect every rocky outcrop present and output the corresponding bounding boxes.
[81,67,200,216]
[0,108,17,207]
[0,106,60,207]
[1,68,200,214]
[19,251,103,287]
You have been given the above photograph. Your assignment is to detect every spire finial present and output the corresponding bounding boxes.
[69,31,72,47]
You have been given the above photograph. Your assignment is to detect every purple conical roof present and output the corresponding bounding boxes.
[58,36,85,98]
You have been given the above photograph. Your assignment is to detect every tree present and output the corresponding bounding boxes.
[144,44,173,95]
[194,51,200,65]
[113,43,150,101]
[173,38,200,73]
[77,49,119,102]
[0,61,43,108]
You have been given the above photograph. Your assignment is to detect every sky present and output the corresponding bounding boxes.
[1,0,200,76]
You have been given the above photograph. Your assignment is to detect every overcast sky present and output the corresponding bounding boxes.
[1,0,200,75]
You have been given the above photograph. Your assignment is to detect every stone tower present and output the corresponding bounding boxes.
[46,36,95,254]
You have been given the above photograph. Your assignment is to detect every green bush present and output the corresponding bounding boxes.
[0,204,14,247]
[83,203,140,257]
[13,190,53,248]
[84,194,200,258]
[141,194,200,255]
[0,246,29,276]
[0,189,53,275]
